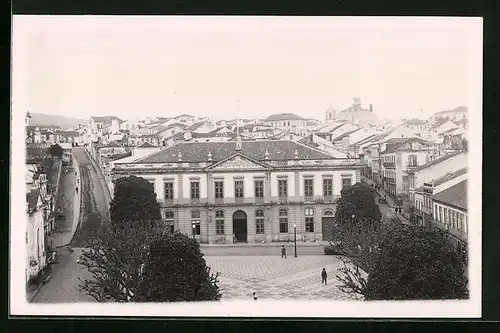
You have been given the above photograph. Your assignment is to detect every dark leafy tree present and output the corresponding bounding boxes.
[48,144,64,158]
[78,220,167,302]
[335,182,382,225]
[136,231,221,302]
[109,176,161,225]
[335,222,468,300]
[364,224,468,300]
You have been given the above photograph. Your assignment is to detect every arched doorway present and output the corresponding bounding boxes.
[232,210,248,243]
[321,209,335,241]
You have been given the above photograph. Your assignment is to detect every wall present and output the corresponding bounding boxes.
[413,153,468,189]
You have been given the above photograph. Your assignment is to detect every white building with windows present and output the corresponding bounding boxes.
[111,139,363,244]
[264,113,308,136]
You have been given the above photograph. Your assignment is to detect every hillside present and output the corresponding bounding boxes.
[29,113,88,129]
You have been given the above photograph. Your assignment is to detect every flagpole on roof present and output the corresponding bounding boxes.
[236,99,240,137]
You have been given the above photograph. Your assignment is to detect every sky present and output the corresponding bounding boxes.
[12,16,482,121]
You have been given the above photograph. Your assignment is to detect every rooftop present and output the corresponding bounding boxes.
[434,106,468,115]
[264,113,305,121]
[415,168,467,192]
[381,137,432,154]
[137,141,156,148]
[91,116,124,124]
[134,140,338,164]
[410,150,464,173]
[432,180,467,210]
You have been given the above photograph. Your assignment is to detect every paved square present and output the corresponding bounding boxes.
[205,256,362,301]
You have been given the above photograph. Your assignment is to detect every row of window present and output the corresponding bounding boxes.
[163,177,352,200]
[164,208,331,236]
[433,204,468,233]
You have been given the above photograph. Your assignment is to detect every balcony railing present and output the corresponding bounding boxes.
[383,162,396,168]
[113,157,363,172]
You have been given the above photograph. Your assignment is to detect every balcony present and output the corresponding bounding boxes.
[383,177,396,184]
[383,162,396,169]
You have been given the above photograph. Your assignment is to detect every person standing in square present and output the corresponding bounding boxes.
[281,245,287,258]
[321,268,328,285]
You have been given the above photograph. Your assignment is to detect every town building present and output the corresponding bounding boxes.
[430,106,468,123]
[379,137,435,197]
[412,167,467,227]
[89,116,123,139]
[111,139,364,244]
[264,113,308,136]
[430,179,468,256]
[335,97,379,126]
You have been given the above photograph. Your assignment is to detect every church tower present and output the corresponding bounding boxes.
[25,111,32,126]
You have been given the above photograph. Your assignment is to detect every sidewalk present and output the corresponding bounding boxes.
[48,152,82,248]
[200,241,328,248]
[362,176,414,226]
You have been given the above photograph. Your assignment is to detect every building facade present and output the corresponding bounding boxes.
[264,113,308,136]
[112,140,363,244]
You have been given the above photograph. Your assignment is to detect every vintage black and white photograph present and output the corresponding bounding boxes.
[11,16,482,317]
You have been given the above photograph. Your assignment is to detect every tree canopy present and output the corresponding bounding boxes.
[335,182,382,226]
[364,224,468,300]
[78,220,168,302]
[335,221,468,300]
[48,143,63,158]
[136,232,221,302]
[78,223,221,302]
[109,175,162,225]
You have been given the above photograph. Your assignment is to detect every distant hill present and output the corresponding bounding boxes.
[29,113,88,129]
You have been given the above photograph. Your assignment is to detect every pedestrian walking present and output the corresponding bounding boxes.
[253,292,258,300]
[281,245,287,258]
[75,186,79,194]
[394,206,398,214]
[321,268,328,285]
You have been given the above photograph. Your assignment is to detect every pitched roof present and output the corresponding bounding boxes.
[410,150,463,172]
[135,140,337,164]
[264,113,305,121]
[137,141,156,148]
[381,137,432,154]
[186,121,211,131]
[430,118,450,129]
[173,114,193,119]
[331,128,362,143]
[102,141,123,148]
[26,188,40,212]
[91,116,123,124]
[406,118,427,126]
[432,180,467,210]
[434,106,468,115]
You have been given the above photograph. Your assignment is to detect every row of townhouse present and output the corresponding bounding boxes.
[411,170,468,256]
[110,139,364,244]
[25,163,57,283]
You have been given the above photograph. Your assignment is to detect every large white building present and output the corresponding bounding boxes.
[111,139,363,244]
[264,113,308,136]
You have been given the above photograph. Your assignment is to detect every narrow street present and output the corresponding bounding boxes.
[73,147,110,220]
[31,147,109,303]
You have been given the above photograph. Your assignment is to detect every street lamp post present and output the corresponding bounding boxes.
[192,224,196,239]
[293,223,298,258]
